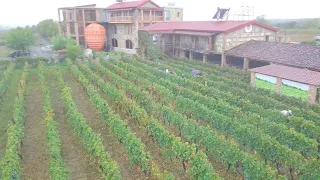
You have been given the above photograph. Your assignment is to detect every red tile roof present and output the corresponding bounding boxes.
[106,0,160,10]
[140,20,278,33]
[226,40,320,71]
[250,64,320,86]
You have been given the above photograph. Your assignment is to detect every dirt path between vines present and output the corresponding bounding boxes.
[21,70,49,180]
[46,68,102,180]
[63,70,146,180]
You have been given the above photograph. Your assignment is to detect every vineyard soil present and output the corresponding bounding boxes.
[21,70,49,179]
[63,70,146,180]
[46,69,103,180]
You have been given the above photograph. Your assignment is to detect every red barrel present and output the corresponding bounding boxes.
[85,23,106,52]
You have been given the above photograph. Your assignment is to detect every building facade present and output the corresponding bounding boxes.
[57,0,183,53]
[140,21,278,65]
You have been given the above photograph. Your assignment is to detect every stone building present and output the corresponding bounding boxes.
[140,20,278,65]
[57,0,183,53]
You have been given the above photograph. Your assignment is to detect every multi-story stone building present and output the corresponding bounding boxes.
[57,0,183,53]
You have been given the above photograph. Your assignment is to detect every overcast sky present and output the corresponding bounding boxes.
[0,0,319,26]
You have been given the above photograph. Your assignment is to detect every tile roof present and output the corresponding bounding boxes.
[106,0,160,10]
[226,40,320,70]
[250,64,320,86]
[140,20,278,33]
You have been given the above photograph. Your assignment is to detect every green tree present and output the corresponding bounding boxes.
[51,35,66,51]
[256,15,268,24]
[65,37,82,60]
[4,27,34,52]
[37,19,59,38]
[302,18,320,29]
[66,44,82,60]
[51,35,76,51]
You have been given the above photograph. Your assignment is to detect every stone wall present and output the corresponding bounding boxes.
[163,7,183,21]
[108,23,139,53]
[215,24,277,53]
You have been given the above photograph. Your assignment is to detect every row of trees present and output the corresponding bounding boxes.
[3,19,82,60]
[256,15,320,29]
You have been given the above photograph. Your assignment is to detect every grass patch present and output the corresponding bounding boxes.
[279,29,320,42]
[282,85,308,101]
[0,46,9,57]
[256,79,276,91]
[255,79,308,101]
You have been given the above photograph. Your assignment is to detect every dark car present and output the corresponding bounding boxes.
[8,51,30,58]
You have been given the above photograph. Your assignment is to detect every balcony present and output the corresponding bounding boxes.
[141,16,163,22]
[109,16,134,23]
[175,42,208,52]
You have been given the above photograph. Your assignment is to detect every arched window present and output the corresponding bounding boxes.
[126,39,133,49]
[112,38,118,47]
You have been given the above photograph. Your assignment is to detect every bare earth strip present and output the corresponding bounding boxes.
[0,70,22,159]
[21,70,49,180]
[63,70,146,180]
[45,68,102,180]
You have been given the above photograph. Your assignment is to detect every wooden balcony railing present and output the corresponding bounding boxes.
[109,16,134,22]
[142,16,163,21]
[175,42,208,52]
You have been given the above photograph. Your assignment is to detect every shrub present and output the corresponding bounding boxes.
[14,56,49,68]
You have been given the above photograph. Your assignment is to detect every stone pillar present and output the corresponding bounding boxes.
[189,51,193,60]
[66,10,71,36]
[149,10,152,22]
[203,54,207,63]
[208,36,212,51]
[140,10,144,27]
[276,77,282,94]
[221,53,227,67]
[243,57,249,71]
[58,9,62,35]
[96,9,100,21]
[250,72,256,87]
[179,50,185,58]
[82,9,87,48]
[308,85,318,104]
[73,10,80,45]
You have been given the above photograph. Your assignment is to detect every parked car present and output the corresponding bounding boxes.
[8,51,30,58]
[315,34,320,41]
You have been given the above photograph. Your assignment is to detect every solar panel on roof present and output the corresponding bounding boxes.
[213,7,230,20]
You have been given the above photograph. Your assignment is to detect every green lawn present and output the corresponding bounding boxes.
[0,46,9,57]
[282,84,308,101]
[256,79,276,91]
[255,79,308,100]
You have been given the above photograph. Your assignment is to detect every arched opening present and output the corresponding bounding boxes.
[126,39,133,49]
[112,38,118,47]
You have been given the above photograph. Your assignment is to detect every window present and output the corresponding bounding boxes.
[265,35,270,42]
[112,38,118,47]
[113,25,117,34]
[165,11,171,21]
[177,12,180,18]
[126,40,133,49]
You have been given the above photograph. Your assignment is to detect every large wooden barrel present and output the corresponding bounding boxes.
[84,23,106,52]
